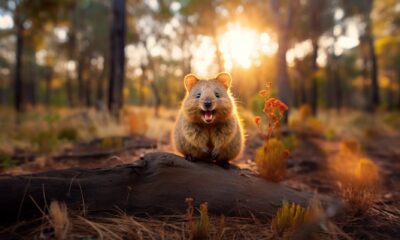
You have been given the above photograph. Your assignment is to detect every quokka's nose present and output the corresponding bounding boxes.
[204,100,212,109]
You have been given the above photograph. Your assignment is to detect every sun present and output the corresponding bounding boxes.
[219,23,276,70]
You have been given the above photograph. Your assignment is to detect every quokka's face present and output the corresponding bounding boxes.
[183,73,233,124]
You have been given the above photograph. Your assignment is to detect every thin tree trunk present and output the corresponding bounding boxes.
[362,56,369,110]
[139,64,146,105]
[397,71,400,110]
[65,72,74,107]
[150,81,161,117]
[387,78,393,110]
[96,60,107,109]
[310,40,318,115]
[85,78,92,107]
[276,31,290,107]
[44,72,52,106]
[270,0,297,123]
[30,64,37,107]
[366,33,380,110]
[14,19,24,112]
[363,6,379,111]
[77,55,85,106]
[333,59,342,112]
[66,15,77,107]
[0,79,5,106]
[211,32,224,72]
[108,0,126,117]
[325,65,333,109]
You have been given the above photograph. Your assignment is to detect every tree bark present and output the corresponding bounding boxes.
[366,33,380,110]
[361,55,369,110]
[14,18,24,112]
[0,152,340,225]
[77,55,85,106]
[108,0,126,117]
[44,71,52,106]
[363,2,379,111]
[85,78,92,108]
[333,59,342,112]
[310,40,319,115]
[139,64,146,105]
[65,72,74,107]
[211,31,224,72]
[397,70,400,110]
[270,0,298,122]
[95,57,107,109]
[150,80,161,117]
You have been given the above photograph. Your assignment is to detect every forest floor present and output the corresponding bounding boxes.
[1,107,400,239]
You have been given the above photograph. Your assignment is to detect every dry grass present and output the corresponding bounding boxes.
[49,201,70,240]
[255,138,288,182]
[271,201,307,237]
[329,140,381,213]
[270,196,337,240]
[1,202,274,240]
[1,203,351,240]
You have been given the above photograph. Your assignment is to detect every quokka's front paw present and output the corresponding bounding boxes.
[216,160,230,169]
[185,154,195,162]
[211,149,219,160]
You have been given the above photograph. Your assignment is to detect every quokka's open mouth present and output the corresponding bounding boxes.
[202,110,215,123]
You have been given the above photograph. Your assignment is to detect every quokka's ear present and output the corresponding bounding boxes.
[215,72,232,89]
[184,73,200,92]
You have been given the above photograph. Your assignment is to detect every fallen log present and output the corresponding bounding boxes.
[54,135,157,160]
[0,152,340,225]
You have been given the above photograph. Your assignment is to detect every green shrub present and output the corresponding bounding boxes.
[0,155,16,167]
[58,127,79,141]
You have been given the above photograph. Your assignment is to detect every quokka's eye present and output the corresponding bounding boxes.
[215,92,220,98]
[196,93,201,99]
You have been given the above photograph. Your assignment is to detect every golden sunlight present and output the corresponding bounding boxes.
[219,23,276,70]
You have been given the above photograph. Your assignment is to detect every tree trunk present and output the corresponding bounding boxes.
[150,80,161,117]
[45,72,52,106]
[211,31,224,72]
[0,80,5,106]
[77,55,85,106]
[95,59,107,110]
[108,0,126,117]
[310,40,319,115]
[276,32,290,110]
[361,56,369,110]
[397,71,400,110]
[333,60,342,112]
[14,19,24,112]
[365,19,380,111]
[66,21,77,107]
[85,78,92,108]
[65,72,74,107]
[139,64,146,105]
[29,65,37,107]
[0,152,340,225]
[270,0,298,123]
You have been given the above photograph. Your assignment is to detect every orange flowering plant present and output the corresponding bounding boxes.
[254,82,290,182]
[255,82,289,141]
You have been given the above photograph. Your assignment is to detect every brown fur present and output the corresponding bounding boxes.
[173,72,245,163]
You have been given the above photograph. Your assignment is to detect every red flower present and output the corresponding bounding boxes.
[257,82,289,141]
[255,116,261,127]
